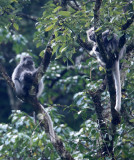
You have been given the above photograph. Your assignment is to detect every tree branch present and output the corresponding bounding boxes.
[67,1,82,11]
[16,13,38,22]
[126,42,134,53]
[0,21,75,158]
[119,14,134,48]
[36,33,54,80]
[0,63,14,90]
[121,14,134,31]
[0,61,75,160]
[93,0,120,125]
[28,97,74,160]
[93,0,108,64]
[92,0,121,157]
[0,31,74,159]
[77,35,92,51]
[88,79,114,157]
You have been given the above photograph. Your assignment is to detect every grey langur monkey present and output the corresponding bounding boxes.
[12,54,44,97]
[12,54,56,143]
[86,28,126,112]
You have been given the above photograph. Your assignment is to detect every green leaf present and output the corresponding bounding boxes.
[39,50,45,57]
[43,11,46,16]
[63,57,67,63]
[99,66,104,71]
[45,24,54,32]
[59,45,67,53]
[52,44,58,55]
[129,119,134,122]
[68,57,74,65]
[13,23,19,30]
[130,147,134,152]
[50,152,55,159]
[55,35,65,41]
[0,156,5,160]
[58,11,71,17]
[53,6,62,13]
[95,27,102,33]
[79,143,84,152]
[36,42,42,48]
[55,54,62,59]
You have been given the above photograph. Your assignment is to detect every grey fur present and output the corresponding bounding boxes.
[12,55,44,97]
[12,55,55,142]
[87,28,126,112]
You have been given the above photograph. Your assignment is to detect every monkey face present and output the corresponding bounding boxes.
[21,56,34,66]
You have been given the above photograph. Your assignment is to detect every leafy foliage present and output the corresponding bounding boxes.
[0,0,134,159]
[0,111,58,159]
[0,111,134,159]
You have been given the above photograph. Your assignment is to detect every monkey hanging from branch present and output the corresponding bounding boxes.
[12,54,56,143]
[86,28,126,113]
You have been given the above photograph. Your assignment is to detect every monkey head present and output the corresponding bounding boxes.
[20,55,34,67]
[86,27,96,42]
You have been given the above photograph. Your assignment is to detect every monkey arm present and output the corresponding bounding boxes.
[12,65,23,81]
[12,66,24,96]
[13,79,24,96]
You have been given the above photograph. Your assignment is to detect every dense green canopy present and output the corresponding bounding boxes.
[0,0,133,159]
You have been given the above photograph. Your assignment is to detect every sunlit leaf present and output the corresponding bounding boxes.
[129,119,134,122]
[53,6,62,13]
[58,11,71,17]
[13,23,19,30]
[45,24,54,31]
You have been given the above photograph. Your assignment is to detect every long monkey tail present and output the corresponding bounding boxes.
[112,60,121,112]
[40,105,56,143]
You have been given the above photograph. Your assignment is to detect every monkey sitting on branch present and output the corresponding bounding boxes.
[12,54,44,98]
[12,53,56,143]
[86,28,126,113]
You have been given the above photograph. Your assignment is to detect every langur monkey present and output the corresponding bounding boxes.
[86,28,126,112]
[12,54,56,142]
[12,54,44,97]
